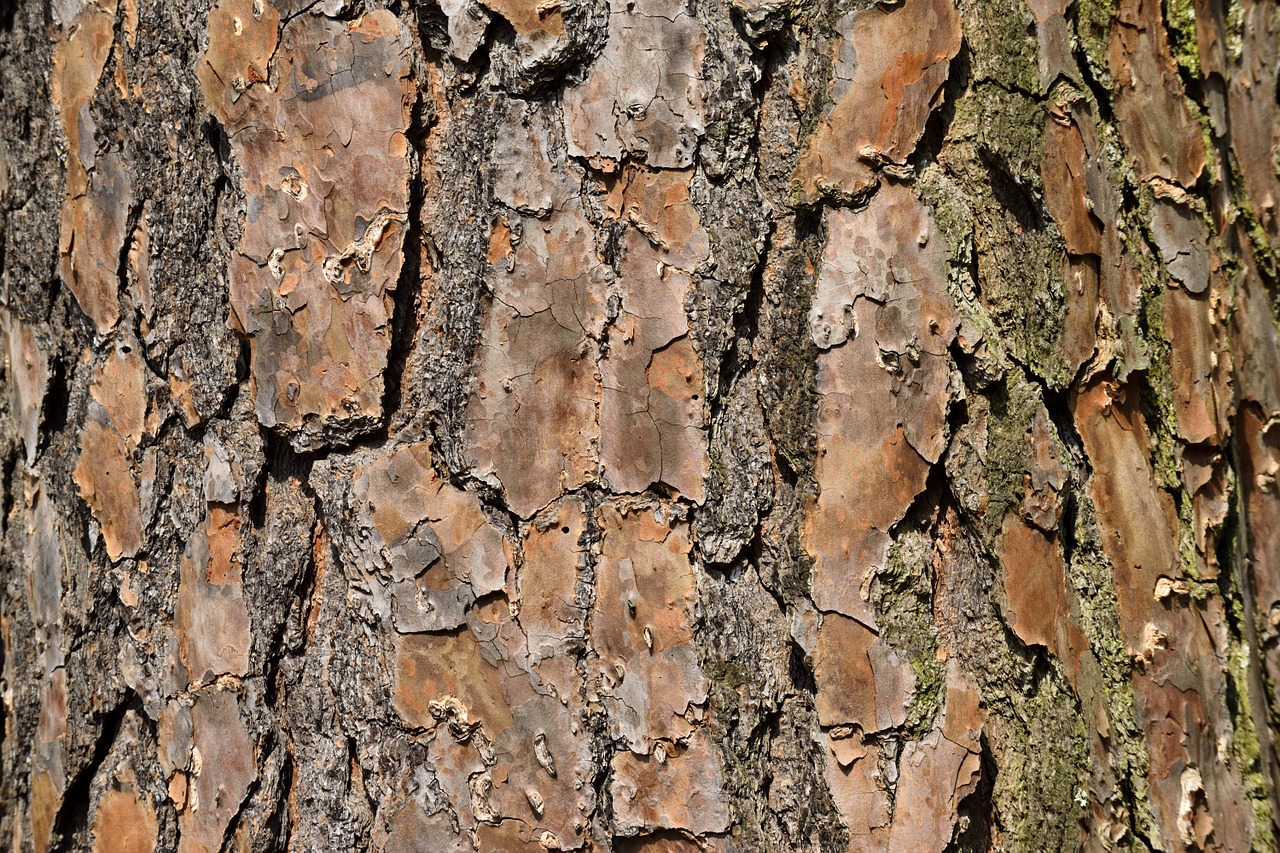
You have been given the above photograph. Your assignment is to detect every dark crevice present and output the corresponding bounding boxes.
[915,37,971,172]
[947,732,998,853]
[380,79,432,436]
[42,354,71,440]
[50,691,139,852]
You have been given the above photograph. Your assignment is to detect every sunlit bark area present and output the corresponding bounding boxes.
[1,0,1279,850]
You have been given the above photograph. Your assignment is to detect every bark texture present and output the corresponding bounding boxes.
[1,0,1279,850]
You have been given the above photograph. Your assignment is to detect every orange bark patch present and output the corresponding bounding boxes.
[1107,0,1206,185]
[89,343,148,449]
[466,209,605,518]
[2,312,50,465]
[813,613,915,732]
[394,628,515,732]
[176,516,251,681]
[1072,377,1177,651]
[600,226,709,502]
[179,690,255,853]
[394,600,596,847]
[794,0,961,201]
[91,788,159,853]
[592,503,708,751]
[997,515,1089,688]
[74,417,142,561]
[478,0,565,36]
[52,3,125,334]
[609,730,731,836]
[1163,286,1228,446]
[805,186,956,626]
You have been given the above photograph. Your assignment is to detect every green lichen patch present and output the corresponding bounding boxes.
[1073,0,1115,89]
[959,0,1041,96]
[877,527,946,735]
[943,86,1075,388]
[988,674,1090,851]
[1164,0,1202,79]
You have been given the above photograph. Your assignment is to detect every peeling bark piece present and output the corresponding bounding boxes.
[601,229,709,502]
[1024,407,1067,531]
[1040,101,1103,376]
[886,732,977,853]
[394,615,595,849]
[519,497,588,701]
[478,0,567,75]
[73,411,142,561]
[1107,0,1206,186]
[795,0,961,202]
[480,0,564,37]
[1151,199,1210,294]
[618,168,711,272]
[437,0,491,61]
[562,0,706,168]
[1163,288,1227,446]
[1072,377,1178,652]
[175,513,251,682]
[997,515,1088,687]
[821,731,891,850]
[593,503,707,752]
[90,341,148,449]
[346,443,509,632]
[807,186,957,459]
[466,209,606,518]
[812,613,914,732]
[940,661,985,754]
[180,690,256,853]
[805,187,956,625]
[1226,1,1280,243]
[91,788,159,853]
[199,0,279,119]
[394,627,515,733]
[51,2,124,334]
[73,344,151,561]
[2,312,50,465]
[1041,106,1103,259]
[200,7,414,450]
[610,729,731,836]
[1074,376,1255,845]
[491,102,579,215]
[1026,0,1074,91]
[25,481,63,635]
[31,659,68,853]
[59,150,133,336]
[1040,94,1138,376]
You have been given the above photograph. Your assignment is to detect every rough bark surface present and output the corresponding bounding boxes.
[1,0,1279,851]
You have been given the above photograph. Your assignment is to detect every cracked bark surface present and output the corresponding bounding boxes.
[3,0,1280,851]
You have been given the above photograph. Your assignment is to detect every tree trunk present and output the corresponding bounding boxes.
[1,0,1279,850]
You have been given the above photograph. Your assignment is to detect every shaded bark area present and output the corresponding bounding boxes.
[1,0,1279,851]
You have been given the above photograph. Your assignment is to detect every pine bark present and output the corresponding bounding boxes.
[1,0,1279,851]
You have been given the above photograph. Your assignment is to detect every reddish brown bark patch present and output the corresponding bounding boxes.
[804,185,957,626]
[794,0,961,202]
[90,788,159,853]
[199,7,414,449]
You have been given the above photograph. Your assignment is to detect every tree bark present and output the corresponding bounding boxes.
[1,0,1279,850]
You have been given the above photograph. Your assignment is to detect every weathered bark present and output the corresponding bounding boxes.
[1,0,1279,850]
